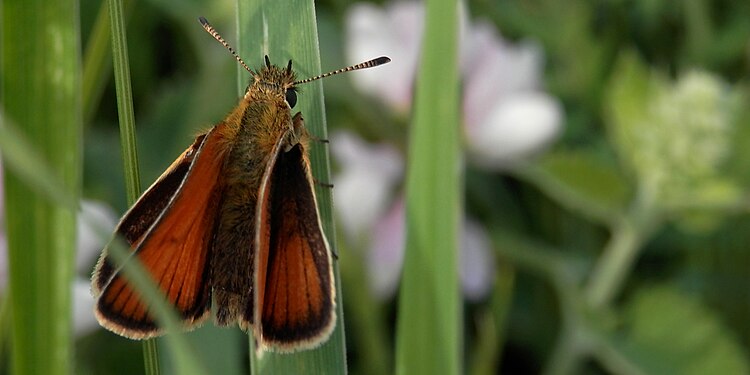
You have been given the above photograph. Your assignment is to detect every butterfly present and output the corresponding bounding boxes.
[91,16,390,352]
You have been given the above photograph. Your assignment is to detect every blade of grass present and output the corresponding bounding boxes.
[105,1,214,373]
[107,0,141,203]
[106,0,160,372]
[0,113,209,375]
[395,0,461,373]
[82,0,113,123]
[0,113,78,210]
[235,0,347,373]
[1,0,81,373]
[82,0,134,124]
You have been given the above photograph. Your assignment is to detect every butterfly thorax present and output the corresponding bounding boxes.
[210,63,302,327]
[219,63,301,163]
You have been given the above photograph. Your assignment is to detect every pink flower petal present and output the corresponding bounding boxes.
[73,279,98,337]
[461,219,494,301]
[367,200,496,301]
[77,200,117,273]
[463,22,544,129]
[346,2,424,111]
[0,236,6,291]
[467,92,562,168]
[0,157,4,218]
[332,131,403,239]
[368,199,405,298]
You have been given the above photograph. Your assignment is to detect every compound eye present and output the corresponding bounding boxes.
[285,89,297,108]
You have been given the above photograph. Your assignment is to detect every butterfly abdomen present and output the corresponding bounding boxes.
[211,98,292,328]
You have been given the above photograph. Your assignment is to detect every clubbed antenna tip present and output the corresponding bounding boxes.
[294,56,391,86]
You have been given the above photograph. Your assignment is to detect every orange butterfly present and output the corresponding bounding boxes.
[91,17,390,352]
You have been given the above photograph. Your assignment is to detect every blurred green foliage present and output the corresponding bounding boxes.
[1,0,748,374]
[81,0,750,373]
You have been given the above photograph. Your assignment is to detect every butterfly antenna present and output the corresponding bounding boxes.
[198,17,254,75]
[293,56,391,85]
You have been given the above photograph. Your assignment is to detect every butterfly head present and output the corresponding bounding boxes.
[246,56,298,109]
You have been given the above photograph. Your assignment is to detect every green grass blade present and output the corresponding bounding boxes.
[82,1,112,123]
[106,1,213,373]
[108,0,141,202]
[0,115,78,211]
[82,0,133,124]
[0,114,208,375]
[1,0,81,374]
[395,0,462,373]
[105,0,160,372]
[236,0,347,373]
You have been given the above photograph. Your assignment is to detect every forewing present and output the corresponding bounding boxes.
[92,126,228,339]
[254,141,335,351]
[93,134,207,293]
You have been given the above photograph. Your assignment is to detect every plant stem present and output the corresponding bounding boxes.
[585,189,658,309]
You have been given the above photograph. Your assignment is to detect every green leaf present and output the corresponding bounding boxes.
[395,0,462,373]
[521,150,631,224]
[671,179,743,234]
[605,50,660,180]
[237,0,347,373]
[613,286,750,375]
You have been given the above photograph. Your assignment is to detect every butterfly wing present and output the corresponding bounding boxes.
[92,126,228,339]
[92,133,207,293]
[254,137,336,351]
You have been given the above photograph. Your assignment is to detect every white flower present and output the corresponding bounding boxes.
[345,1,563,168]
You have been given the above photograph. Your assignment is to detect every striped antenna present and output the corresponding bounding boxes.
[198,17,254,75]
[293,56,391,85]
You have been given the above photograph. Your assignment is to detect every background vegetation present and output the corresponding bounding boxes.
[1,0,749,374]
